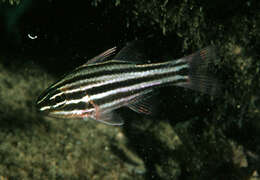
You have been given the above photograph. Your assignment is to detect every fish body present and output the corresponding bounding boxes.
[36,44,218,125]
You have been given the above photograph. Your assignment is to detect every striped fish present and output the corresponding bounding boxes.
[36,43,219,125]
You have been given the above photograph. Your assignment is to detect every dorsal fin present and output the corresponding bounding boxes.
[114,41,150,64]
[78,47,117,69]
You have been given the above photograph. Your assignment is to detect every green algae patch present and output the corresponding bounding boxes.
[0,59,145,180]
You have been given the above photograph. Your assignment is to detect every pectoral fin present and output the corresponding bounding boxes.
[127,90,158,115]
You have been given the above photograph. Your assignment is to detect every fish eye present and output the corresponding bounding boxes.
[54,93,66,103]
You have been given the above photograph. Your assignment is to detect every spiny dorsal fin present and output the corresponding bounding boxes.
[78,47,117,69]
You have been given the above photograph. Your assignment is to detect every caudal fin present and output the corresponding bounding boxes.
[176,46,220,95]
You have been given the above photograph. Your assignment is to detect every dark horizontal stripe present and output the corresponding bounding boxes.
[53,61,135,89]
[36,88,65,108]
[97,91,151,114]
[93,77,188,112]
[39,59,189,117]
[64,90,87,101]
[62,67,189,101]
[94,87,151,107]
[55,60,187,90]
[62,101,93,111]
[65,63,189,93]
[59,74,186,112]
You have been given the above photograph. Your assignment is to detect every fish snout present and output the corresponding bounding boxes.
[36,88,66,112]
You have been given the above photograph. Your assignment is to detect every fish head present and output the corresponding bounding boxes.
[36,86,67,116]
[36,84,96,118]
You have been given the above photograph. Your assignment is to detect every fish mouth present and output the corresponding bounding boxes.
[36,92,47,105]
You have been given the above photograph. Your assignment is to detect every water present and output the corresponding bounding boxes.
[0,0,259,179]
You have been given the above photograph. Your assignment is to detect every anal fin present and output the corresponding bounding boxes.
[94,111,124,126]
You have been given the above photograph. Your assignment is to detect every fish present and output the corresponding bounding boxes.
[36,42,219,125]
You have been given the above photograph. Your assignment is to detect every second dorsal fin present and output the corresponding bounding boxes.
[114,40,150,64]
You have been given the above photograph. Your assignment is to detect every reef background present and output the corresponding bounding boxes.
[0,0,260,179]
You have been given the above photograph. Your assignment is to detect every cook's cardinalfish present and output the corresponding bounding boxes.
[36,43,219,125]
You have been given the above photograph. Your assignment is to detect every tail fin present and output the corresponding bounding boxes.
[176,46,220,95]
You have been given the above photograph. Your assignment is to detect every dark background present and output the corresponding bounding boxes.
[0,0,260,179]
